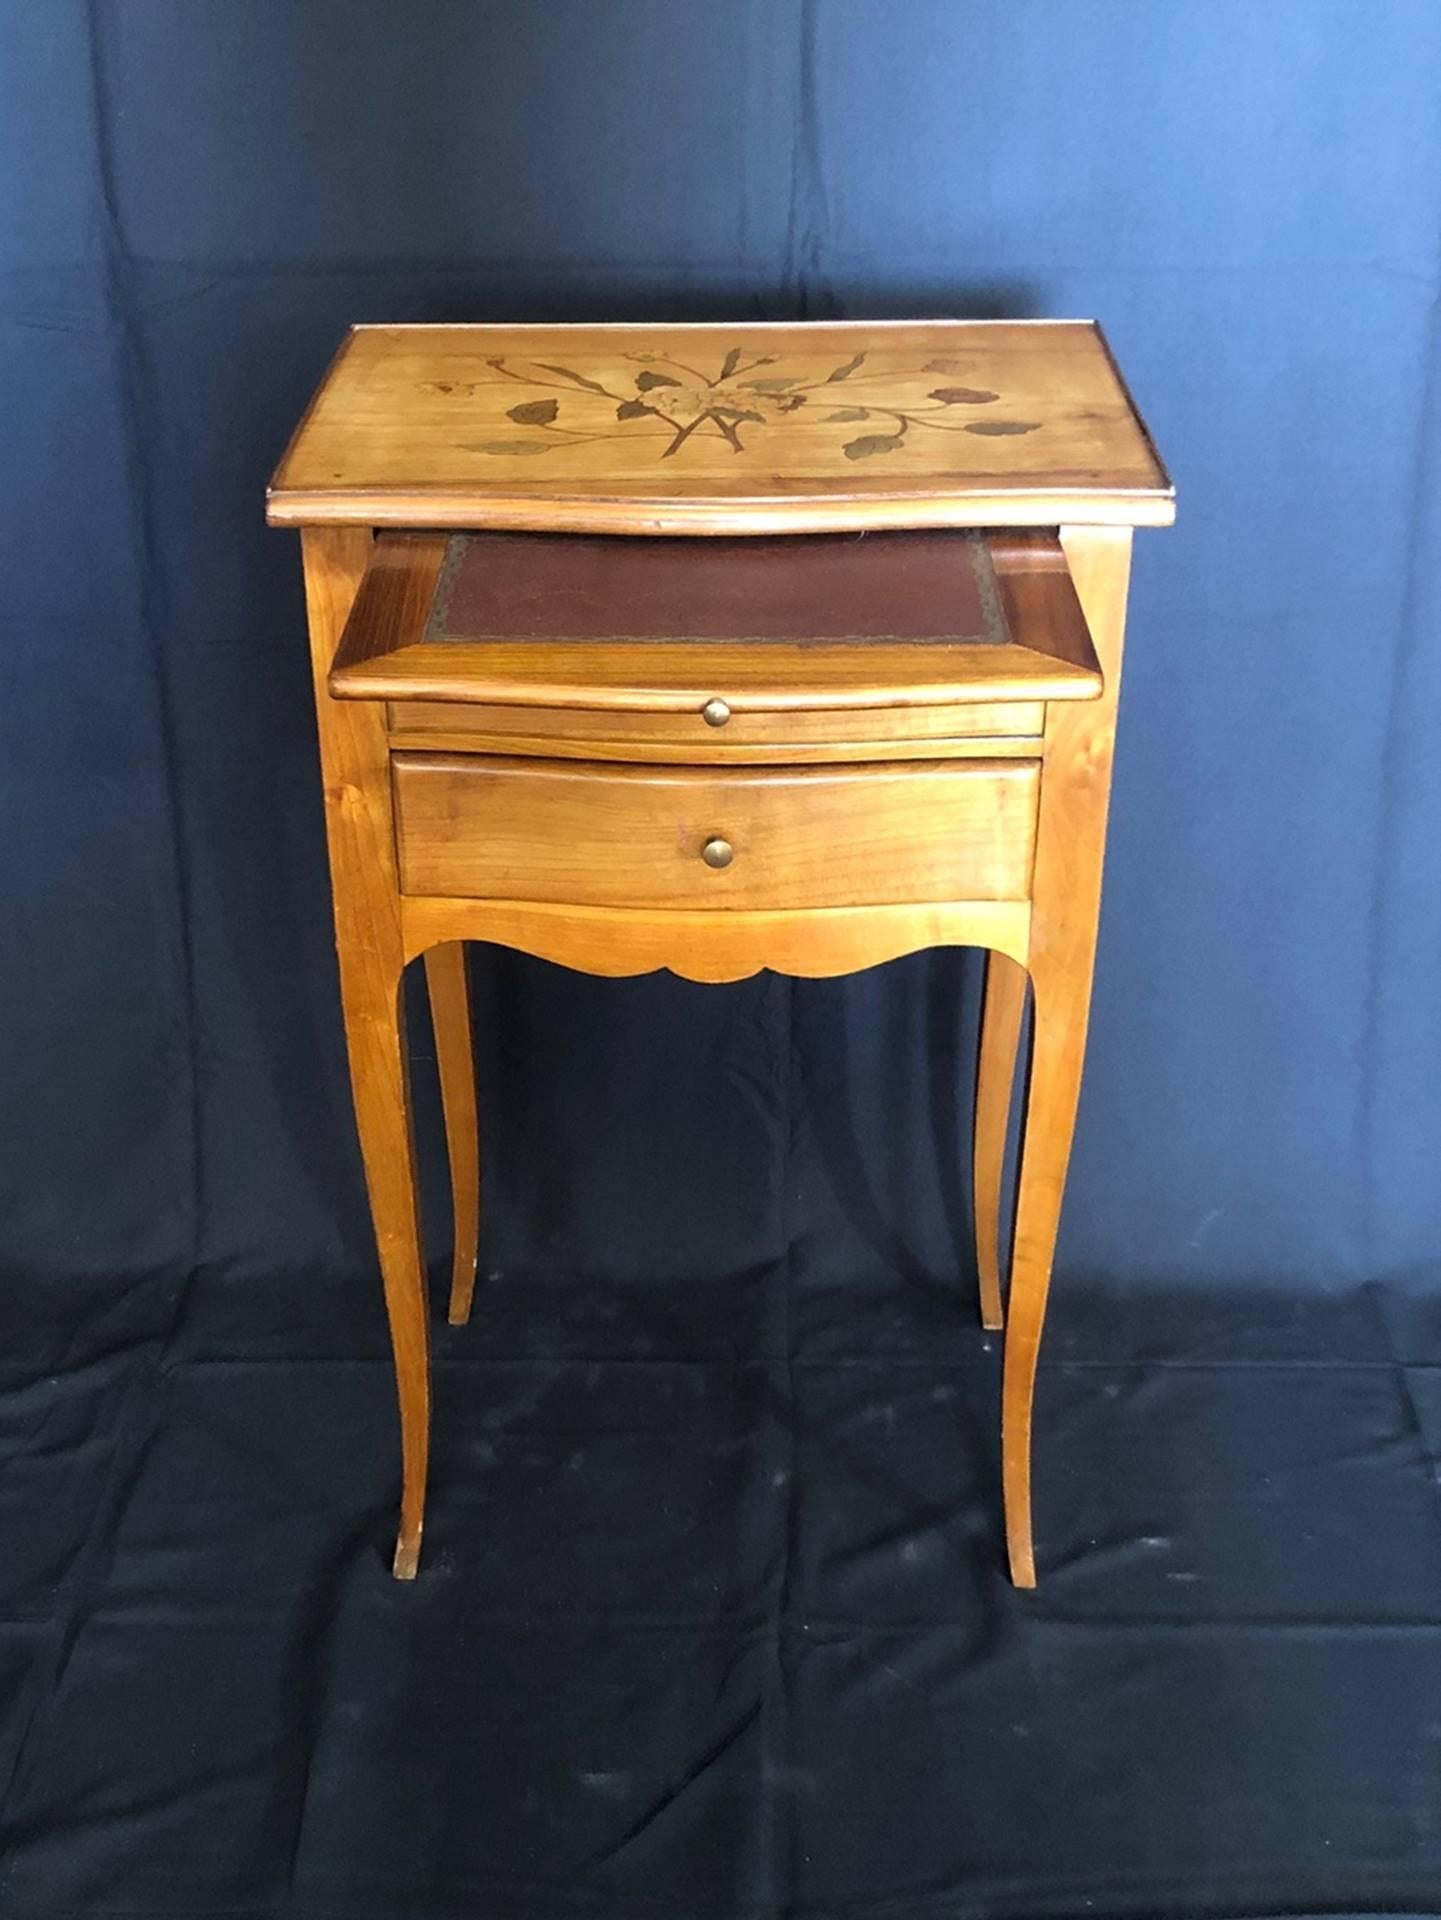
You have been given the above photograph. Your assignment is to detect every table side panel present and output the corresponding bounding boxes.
[398,895,1033,979]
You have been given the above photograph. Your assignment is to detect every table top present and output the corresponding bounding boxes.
[268,320,1173,535]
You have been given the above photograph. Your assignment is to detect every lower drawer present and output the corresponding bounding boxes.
[392,753,1039,910]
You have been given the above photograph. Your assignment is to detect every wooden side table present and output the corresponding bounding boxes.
[269,321,1172,1585]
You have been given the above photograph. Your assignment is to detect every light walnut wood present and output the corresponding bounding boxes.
[268,320,1173,533]
[400,896,1032,980]
[301,527,430,1581]
[343,639,1096,709]
[388,698,1046,764]
[1001,525,1133,1588]
[328,526,1103,710]
[280,319,1167,1585]
[392,755,1040,911]
[423,943,481,1327]
[974,950,1028,1332]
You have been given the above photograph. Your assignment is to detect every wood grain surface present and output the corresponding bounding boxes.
[422,943,481,1328]
[281,319,1171,1587]
[301,527,431,1581]
[269,320,1173,533]
[386,699,1045,765]
[392,754,1040,911]
[974,950,1029,1334]
[329,526,1102,713]
[399,895,1032,981]
[1002,525,1133,1587]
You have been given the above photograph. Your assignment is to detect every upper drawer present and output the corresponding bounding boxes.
[385,695,1044,764]
[392,754,1039,910]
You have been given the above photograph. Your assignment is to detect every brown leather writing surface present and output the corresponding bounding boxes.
[425,531,1009,648]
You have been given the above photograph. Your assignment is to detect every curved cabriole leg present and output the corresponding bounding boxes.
[974,949,1028,1331]
[424,943,481,1326]
[301,527,433,1581]
[338,952,432,1579]
[1001,525,1131,1587]
[999,945,1095,1588]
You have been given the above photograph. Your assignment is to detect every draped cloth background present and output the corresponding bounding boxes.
[3,5,1441,1915]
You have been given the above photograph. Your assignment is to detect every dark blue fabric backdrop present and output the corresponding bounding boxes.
[5,0,1438,1301]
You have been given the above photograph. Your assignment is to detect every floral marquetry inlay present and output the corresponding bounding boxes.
[419,345,1041,464]
[267,321,1175,532]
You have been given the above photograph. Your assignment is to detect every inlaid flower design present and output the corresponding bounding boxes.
[420,347,1040,461]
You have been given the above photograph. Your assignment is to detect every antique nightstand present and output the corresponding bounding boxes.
[268,320,1173,1585]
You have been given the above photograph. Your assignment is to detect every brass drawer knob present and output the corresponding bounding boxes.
[701,836,734,870]
[701,697,731,728]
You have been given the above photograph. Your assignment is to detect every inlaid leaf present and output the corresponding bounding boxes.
[635,370,682,390]
[965,420,1040,436]
[928,386,999,405]
[535,361,612,395]
[712,405,765,424]
[616,398,654,420]
[922,358,960,373]
[825,352,866,382]
[719,347,743,379]
[843,432,904,460]
[744,376,801,393]
[466,439,553,455]
[825,406,869,421]
[506,398,559,425]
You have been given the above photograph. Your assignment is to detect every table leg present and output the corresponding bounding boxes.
[424,942,481,1326]
[974,949,1027,1331]
[338,950,432,1581]
[999,941,1095,1588]
[1001,524,1131,1587]
[302,527,432,1581]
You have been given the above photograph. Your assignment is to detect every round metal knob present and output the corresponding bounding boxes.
[701,836,734,870]
[701,697,731,729]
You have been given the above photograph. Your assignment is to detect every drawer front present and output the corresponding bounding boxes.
[393,754,1039,910]
[387,698,1045,764]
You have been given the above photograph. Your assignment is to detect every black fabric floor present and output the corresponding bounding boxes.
[3,968,1441,1919]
